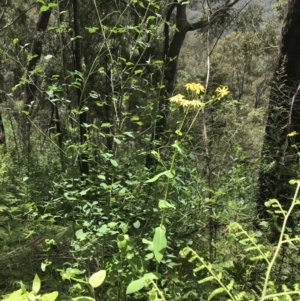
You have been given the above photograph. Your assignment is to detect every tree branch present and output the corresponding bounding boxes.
[0,4,35,35]
[189,0,242,31]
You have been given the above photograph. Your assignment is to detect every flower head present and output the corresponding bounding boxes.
[169,94,186,106]
[185,83,205,94]
[287,131,298,137]
[170,94,204,108]
[216,86,229,99]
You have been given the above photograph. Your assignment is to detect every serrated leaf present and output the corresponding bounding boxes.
[153,226,167,263]
[88,270,106,288]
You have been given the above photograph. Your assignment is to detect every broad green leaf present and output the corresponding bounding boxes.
[72,297,95,301]
[48,3,57,8]
[126,278,145,294]
[110,159,118,167]
[208,287,225,300]
[153,226,167,263]
[88,270,106,288]
[13,38,19,44]
[32,274,41,294]
[41,291,58,301]
[113,137,121,144]
[75,229,88,241]
[40,5,49,11]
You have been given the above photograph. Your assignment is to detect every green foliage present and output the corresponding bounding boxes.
[0,0,296,300]
[180,181,300,301]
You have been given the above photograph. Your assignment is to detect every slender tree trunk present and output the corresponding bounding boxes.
[0,113,6,147]
[73,0,89,176]
[257,0,300,230]
[21,8,51,153]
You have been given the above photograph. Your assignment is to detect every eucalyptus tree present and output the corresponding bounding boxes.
[258,0,300,229]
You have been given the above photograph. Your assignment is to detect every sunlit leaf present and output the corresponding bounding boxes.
[88,270,106,288]
[153,226,167,263]
[32,274,41,294]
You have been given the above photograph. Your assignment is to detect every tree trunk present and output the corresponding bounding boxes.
[21,8,51,153]
[257,0,300,229]
[73,0,89,176]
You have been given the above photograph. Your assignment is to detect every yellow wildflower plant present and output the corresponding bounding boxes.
[216,86,229,99]
[170,94,204,108]
[185,82,205,94]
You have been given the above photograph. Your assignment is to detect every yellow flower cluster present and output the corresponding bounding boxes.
[169,94,204,108]
[185,83,205,94]
[287,131,298,137]
[216,86,229,98]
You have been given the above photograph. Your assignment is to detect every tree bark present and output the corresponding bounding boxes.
[257,0,300,228]
[21,7,51,154]
[73,0,89,176]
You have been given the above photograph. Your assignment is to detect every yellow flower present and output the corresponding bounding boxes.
[169,94,204,108]
[185,83,205,94]
[216,86,229,98]
[287,131,298,137]
[169,94,186,105]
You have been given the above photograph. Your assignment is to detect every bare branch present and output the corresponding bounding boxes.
[0,4,35,35]
[189,0,247,31]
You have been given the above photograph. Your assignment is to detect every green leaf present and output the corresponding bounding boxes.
[126,278,145,294]
[117,234,130,250]
[48,3,57,8]
[153,226,167,263]
[208,287,225,300]
[44,54,53,60]
[75,229,88,241]
[133,220,141,228]
[158,200,175,210]
[110,159,118,167]
[40,5,49,11]
[88,270,106,288]
[113,137,122,144]
[145,170,174,183]
[13,38,19,44]
[41,291,58,301]
[32,274,41,294]
[85,26,98,33]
